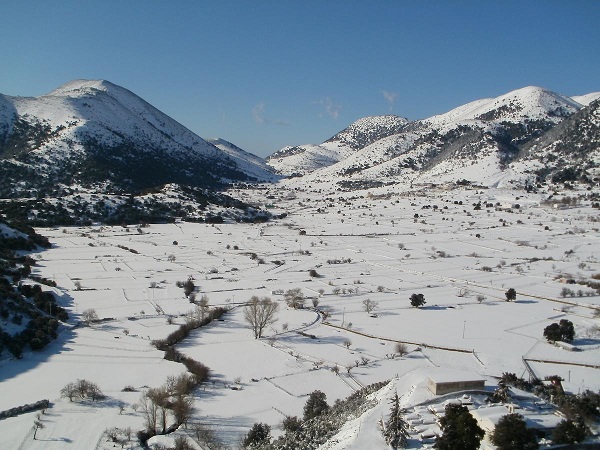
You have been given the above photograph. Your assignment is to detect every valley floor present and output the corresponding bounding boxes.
[1,183,599,449]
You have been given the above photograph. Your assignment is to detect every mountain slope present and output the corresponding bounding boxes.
[519,98,600,183]
[571,92,600,106]
[266,115,408,176]
[0,80,276,198]
[207,138,278,181]
[286,86,591,188]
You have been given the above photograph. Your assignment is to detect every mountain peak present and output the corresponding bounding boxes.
[571,92,600,106]
[325,115,409,150]
[0,79,276,198]
[47,79,121,97]
[495,85,581,111]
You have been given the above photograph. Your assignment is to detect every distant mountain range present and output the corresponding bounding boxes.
[267,87,600,189]
[1,80,598,225]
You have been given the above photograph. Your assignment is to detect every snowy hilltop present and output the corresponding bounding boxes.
[0,79,278,197]
[0,80,280,225]
[268,86,600,189]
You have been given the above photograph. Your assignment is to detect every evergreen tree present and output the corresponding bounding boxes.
[303,390,329,421]
[435,403,484,450]
[552,417,588,445]
[544,319,575,342]
[505,288,517,302]
[409,293,426,308]
[382,392,409,448]
[243,422,271,448]
[491,413,539,450]
[559,319,575,342]
[543,322,562,342]
[282,415,303,433]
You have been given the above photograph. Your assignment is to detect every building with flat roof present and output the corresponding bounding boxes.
[427,369,486,395]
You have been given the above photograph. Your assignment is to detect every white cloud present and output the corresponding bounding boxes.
[314,97,341,119]
[382,90,397,112]
[252,102,290,126]
[252,103,266,124]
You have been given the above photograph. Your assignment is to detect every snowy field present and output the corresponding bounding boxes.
[1,183,599,449]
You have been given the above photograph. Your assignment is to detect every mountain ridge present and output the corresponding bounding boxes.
[0,79,277,197]
[0,79,278,225]
[268,86,598,189]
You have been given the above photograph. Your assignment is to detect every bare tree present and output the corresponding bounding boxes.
[362,298,378,314]
[87,382,105,401]
[192,424,221,449]
[167,373,195,397]
[243,296,279,339]
[76,379,90,398]
[60,381,78,401]
[284,288,305,309]
[74,379,103,400]
[197,295,210,320]
[139,391,159,434]
[81,308,98,325]
[395,342,408,357]
[33,414,44,440]
[172,395,194,428]
[147,386,170,433]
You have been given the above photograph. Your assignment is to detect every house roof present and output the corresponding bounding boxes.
[427,368,485,384]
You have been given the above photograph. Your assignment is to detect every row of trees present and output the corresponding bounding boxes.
[242,288,521,339]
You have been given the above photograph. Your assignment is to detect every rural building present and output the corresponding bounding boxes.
[427,369,486,395]
[471,404,562,441]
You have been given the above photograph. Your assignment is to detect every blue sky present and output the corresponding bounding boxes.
[2,1,599,157]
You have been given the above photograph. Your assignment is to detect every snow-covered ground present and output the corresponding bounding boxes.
[1,183,599,449]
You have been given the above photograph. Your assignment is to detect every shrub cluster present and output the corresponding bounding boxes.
[18,284,68,321]
[326,258,352,265]
[152,307,226,350]
[0,399,49,419]
[0,221,63,358]
[117,244,139,254]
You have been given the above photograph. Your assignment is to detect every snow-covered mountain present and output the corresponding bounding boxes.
[519,98,600,183]
[206,138,277,181]
[571,92,600,106]
[269,86,598,189]
[0,79,276,198]
[266,115,409,176]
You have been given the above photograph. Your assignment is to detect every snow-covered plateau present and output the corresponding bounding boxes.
[1,181,599,449]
